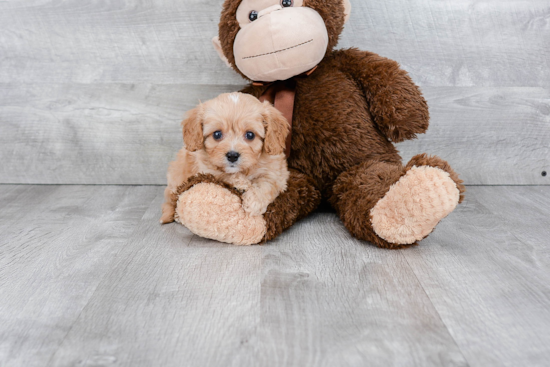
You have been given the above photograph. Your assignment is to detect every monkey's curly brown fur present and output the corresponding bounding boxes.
[263,169,322,242]
[175,173,244,200]
[241,48,431,197]
[177,0,465,248]
[330,154,464,248]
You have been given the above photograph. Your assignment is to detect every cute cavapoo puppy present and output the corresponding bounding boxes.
[160,92,290,224]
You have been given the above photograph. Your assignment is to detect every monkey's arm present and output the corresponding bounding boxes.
[335,48,430,143]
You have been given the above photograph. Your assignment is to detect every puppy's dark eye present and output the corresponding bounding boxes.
[245,131,255,140]
[213,131,223,140]
[281,0,293,7]
[249,10,258,21]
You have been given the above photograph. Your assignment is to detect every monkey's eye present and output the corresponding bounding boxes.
[249,10,258,21]
[245,131,255,140]
[281,0,293,7]
[213,131,223,140]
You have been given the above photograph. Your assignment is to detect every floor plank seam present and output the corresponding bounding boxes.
[399,251,473,367]
[43,189,161,367]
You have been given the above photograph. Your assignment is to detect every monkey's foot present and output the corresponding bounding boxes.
[370,161,462,245]
[176,182,266,246]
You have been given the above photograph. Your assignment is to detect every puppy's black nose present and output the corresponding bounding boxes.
[226,151,240,163]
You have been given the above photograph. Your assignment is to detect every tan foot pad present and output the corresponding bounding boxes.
[370,166,460,245]
[176,183,266,246]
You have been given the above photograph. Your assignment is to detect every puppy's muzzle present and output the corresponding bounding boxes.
[226,151,240,163]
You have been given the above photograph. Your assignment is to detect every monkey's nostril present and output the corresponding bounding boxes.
[226,151,240,163]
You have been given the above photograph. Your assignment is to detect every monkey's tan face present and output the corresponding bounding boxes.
[233,0,329,82]
[200,94,267,174]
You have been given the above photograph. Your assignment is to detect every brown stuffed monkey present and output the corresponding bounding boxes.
[172,0,465,248]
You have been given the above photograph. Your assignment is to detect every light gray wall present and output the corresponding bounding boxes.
[1,0,548,185]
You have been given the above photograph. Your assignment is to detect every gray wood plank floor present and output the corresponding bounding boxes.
[1,185,549,367]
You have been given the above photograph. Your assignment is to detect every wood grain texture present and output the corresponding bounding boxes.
[339,0,550,87]
[48,192,265,367]
[0,0,548,87]
[471,186,550,251]
[397,87,550,185]
[1,0,549,185]
[1,84,548,185]
[401,186,550,367]
[1,185,550,366]
[0,185,60,232]
[0,185,32,209]
[48,192,467,367]
[251,212,468,367]
[0,83,241,185]
[0,185,157,367]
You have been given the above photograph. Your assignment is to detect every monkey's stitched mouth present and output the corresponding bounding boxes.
[242,39,314,60]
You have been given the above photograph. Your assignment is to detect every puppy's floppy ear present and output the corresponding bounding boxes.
[262,102,290,156]
[182,105,204,152]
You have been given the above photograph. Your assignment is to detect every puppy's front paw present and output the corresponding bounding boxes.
[160,203,176,224]
[242,190,268,217]
[232,178,252,193]
[223,173,252,193]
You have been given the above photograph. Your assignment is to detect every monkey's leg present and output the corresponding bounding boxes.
[330,154,465,249]
[175,170,321,245]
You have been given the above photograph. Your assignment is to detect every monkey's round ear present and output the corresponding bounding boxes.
[182,106,204,152]
[343,0,352,23]
[212,36,232,68]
